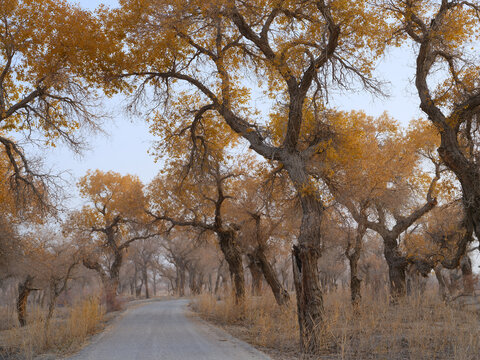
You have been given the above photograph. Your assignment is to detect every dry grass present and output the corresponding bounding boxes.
[192,289,480,360]
[0,297,105,359]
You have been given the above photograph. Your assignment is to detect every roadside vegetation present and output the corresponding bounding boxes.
[0,297,104,359]
[194,290,480,360]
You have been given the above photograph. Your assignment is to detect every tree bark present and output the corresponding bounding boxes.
[292,244,324,353]
[17,275,34,327]
[45,284,58,336]
[142,266,150,299]
[434,265,448,301]
[460,255,474,295]
[153,271,157,296]
[384,237,408,299]
[437,131,480,241]
[346,222,366,308]
[104,277,120,312]
[287,167,325,353]
[178,264,186,297]
[254,248,290,305]
[218,229,245,304]
[247,253,263,296]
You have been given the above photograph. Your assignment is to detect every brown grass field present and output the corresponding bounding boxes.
[192,289,480,360]
[0,297,105,360]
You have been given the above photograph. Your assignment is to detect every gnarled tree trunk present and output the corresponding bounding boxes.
[460,255,474,295]
[288,164,325,353]
[346,222,366,309]
[17,275,34,327]
[292,244,324,353]
[254,247,290,305]
[104,277,121,312]
[247,253,263,296]
[384,238,408,299]
[434,265,448,301]
[218,229,245,304]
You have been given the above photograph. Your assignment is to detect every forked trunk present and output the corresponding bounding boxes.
[218,229,245,304]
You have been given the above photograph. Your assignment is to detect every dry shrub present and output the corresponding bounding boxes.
[67,296,105,342]
[193,292,298,352]
[0,305,18,331]
[0,296,105,359]
[193,289,480,360]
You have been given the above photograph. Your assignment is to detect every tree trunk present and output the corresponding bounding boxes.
[17,275,34,327]
[434,265,448,301]
[287,161,325,353]
[247,254,263,296]
[208,273,213,294]
[218,229,245,304]
[130,279,135,296]
[104,277,120,312]
[45,284,58,336]
[178,265,186,297]
[153,271,157,296]
[437,129,480,241]
[460,255,474,295]
[292,244,324,353]
[383,237,407,299]
[255,248,290,305]
[214,261,224,295]
[347,222,365,309]
[135,277,143,297]
[142,266,150,299]
[188,266,197,295]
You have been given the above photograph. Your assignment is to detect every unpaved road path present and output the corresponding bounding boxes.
[67,299,271,360]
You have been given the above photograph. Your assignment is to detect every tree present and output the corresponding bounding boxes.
[385,0,480,259]
[106,0,389,351]
[148,160,247,304]
[404,201,478,297]
[235,174,293,305]
[0,0,105,207]
[128,238,161,299]
[317,112,441,299]
[70,170,156,312]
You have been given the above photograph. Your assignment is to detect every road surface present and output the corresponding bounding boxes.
[67,299,271,360]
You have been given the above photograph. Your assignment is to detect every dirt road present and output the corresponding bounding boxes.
[67,299,271,360]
